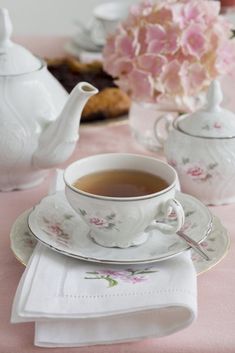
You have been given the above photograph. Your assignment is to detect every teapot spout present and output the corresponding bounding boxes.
[32,82,98,169]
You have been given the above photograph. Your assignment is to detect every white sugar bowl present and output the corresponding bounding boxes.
[161,80,235,205]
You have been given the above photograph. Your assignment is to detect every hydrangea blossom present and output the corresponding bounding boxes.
[103,0,235,107]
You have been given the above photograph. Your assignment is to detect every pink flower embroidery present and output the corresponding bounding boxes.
[85,267,158,288]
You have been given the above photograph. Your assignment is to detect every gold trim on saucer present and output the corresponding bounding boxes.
[10,208,230,275]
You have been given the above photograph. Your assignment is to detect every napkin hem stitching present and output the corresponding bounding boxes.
[59,288,196,299]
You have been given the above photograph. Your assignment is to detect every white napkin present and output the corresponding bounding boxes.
[12,243,197,347]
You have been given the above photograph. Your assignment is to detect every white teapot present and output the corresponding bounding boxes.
[0,9,98,191]
[157,80,235,205]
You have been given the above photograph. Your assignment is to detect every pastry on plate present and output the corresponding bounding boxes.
[47,57,130,122]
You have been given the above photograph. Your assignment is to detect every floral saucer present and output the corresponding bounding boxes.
[24,191,213,265]
[10,207,229,275]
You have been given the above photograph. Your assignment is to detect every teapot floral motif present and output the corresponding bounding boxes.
[0,9,98,191]
[158,80,235,205]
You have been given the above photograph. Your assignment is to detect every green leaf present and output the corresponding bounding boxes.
[182,158,190,164]
[86,271,99,275]
[105,277,118,288]
[64,214,74,220]
[106,213,116,220]
[79,209,87,216]
[138,270,158,274]
[208,163,218,170]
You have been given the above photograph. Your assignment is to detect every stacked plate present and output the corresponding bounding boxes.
[10,191,230,275]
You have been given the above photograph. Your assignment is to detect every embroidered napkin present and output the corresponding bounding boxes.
[12,243,197,347]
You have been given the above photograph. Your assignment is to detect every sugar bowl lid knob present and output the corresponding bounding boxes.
[178,79,235,138]
[0,8,13,53]
[206,80,223,112]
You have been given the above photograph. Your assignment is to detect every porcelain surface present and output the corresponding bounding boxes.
[25,191,212,264]
[0,9,98,191]
[64,154,185,248]
[161,81,235,205]
[10,208,229,275]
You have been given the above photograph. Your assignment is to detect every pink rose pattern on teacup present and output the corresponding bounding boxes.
[84,267,158,288]
[79,208,121,231]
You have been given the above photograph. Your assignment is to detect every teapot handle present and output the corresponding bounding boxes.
[153,113,175,147]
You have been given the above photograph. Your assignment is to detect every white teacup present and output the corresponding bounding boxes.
[90,2,129,45]
[64,153,185,248]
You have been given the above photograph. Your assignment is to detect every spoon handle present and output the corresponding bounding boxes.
[176,230,211,261]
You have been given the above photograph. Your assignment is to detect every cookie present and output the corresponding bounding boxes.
[47,57,130,122]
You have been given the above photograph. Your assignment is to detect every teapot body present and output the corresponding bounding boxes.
[165,121,235,205]
[0,64,68,191]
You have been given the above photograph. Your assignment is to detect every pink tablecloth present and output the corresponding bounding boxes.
[0,37,235,353]
[1,122,235,353]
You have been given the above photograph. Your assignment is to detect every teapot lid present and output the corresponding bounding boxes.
[177,80,235,138]
[0,8,42,75]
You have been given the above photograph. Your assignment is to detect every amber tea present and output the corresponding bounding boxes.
[73,169,169,197]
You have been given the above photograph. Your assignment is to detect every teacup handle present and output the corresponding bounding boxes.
[153,113,174,147]
[147,199,185,233]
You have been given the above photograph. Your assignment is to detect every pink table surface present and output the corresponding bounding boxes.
[0,38,235,353]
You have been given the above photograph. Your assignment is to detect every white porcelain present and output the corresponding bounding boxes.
[156,80,235,205]
[64,154,185,248]
[90,2,129,46]
[0,9,98,191]
[27,190,212,264]
[129,101,179,152]
[10,205,229,275]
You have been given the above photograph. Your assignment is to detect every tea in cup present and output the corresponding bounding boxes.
[64,153,185,248]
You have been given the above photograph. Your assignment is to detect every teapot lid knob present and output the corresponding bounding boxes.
[0,8,13,53]
[206,80,223,112]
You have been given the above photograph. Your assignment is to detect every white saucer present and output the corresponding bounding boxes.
[26,191,212,265]
[10,208,229,275]
[69,27,103,53]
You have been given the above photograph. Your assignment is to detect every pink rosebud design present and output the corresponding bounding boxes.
[214,122,222,129]
[186,164,208,180]
[89,217,108,227]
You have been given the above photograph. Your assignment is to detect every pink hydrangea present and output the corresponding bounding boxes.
[103,0,235,105]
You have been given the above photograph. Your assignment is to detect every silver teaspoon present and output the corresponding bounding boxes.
[176,230,211,261]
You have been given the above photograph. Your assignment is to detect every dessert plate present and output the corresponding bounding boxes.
[26,191,212,265]
[10,208,229,275]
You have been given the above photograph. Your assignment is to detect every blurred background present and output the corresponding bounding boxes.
[0,0,135,35]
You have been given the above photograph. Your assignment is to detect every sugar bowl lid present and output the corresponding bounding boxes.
[177,80,235,138]
[0,8,42,75]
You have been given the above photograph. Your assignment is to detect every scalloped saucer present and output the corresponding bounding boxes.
[23,191,213,265]
[10,208,229,275]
